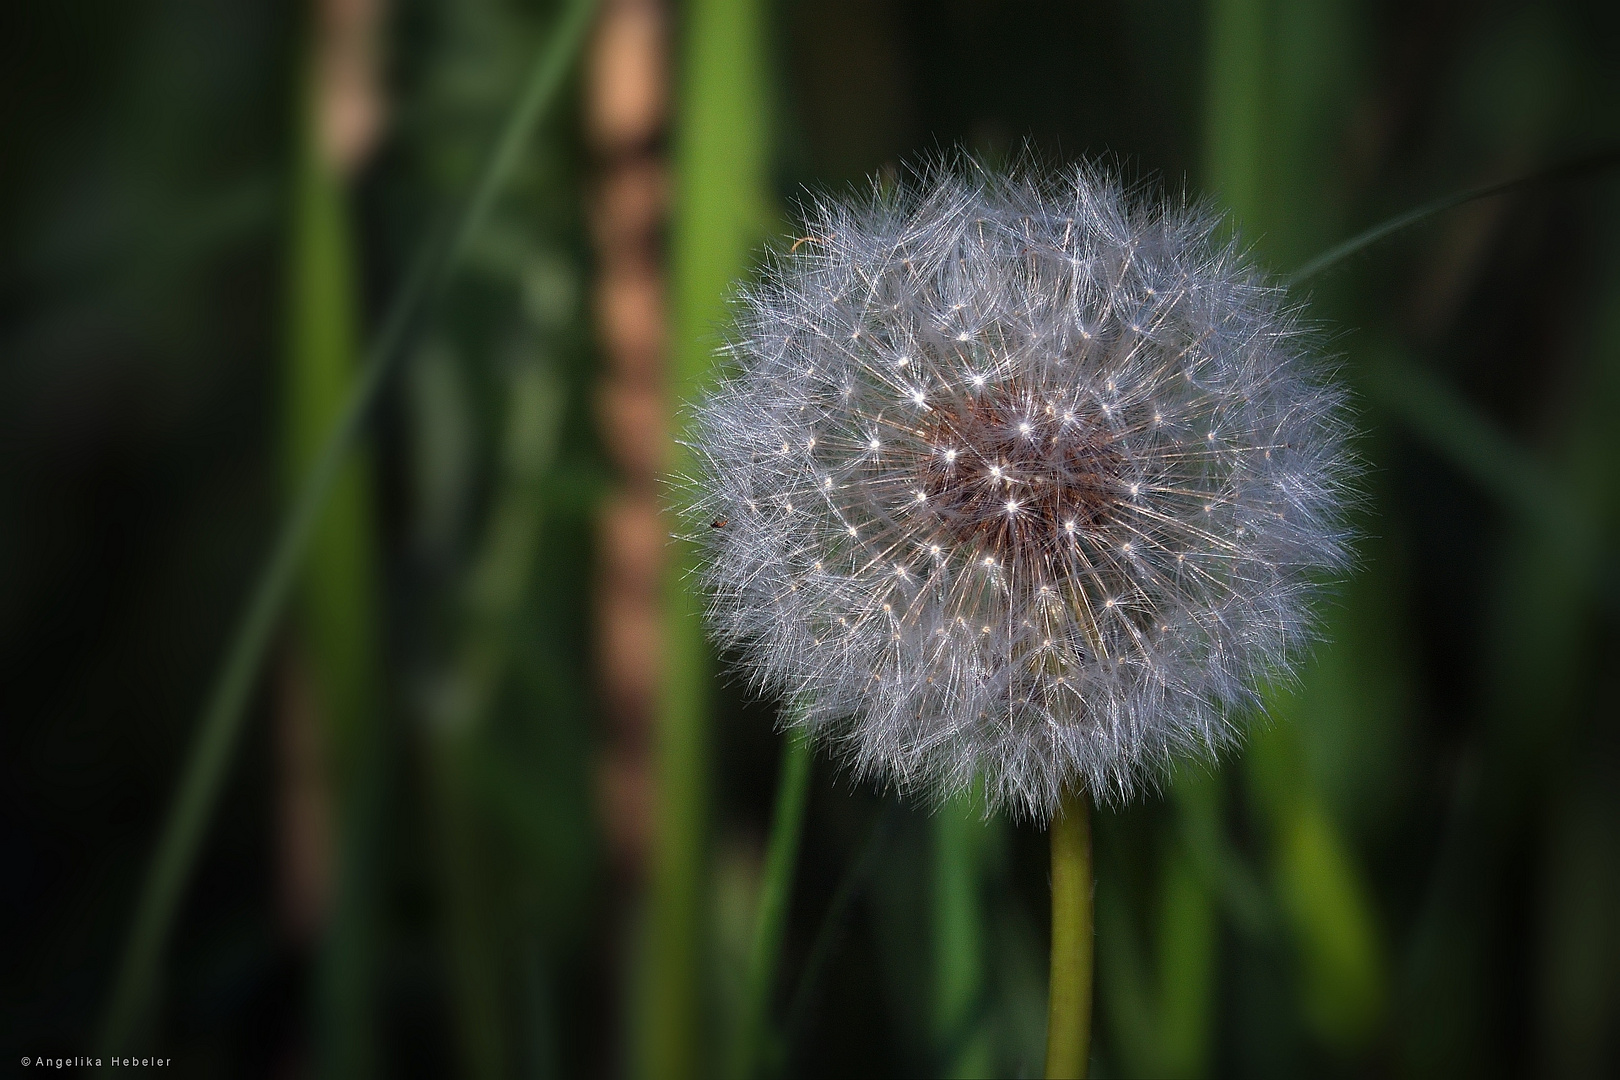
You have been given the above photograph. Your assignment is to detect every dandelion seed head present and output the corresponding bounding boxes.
[684,159,1356,820]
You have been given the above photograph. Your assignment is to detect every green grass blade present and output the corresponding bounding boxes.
[1204,0,1268,227]
[728,730,813,1080]
[283,74,378,795]
[1365,351,1590,544]
[1285,144,1620,286]
[430,358,565,1080]
[646,0,771,1075]
[95,0,599,1050]
[1206,0,1396,1063]
[281,32,382,1078]
[932,797,994,1079]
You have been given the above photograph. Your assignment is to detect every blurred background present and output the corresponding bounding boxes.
[4,0,1620,1076]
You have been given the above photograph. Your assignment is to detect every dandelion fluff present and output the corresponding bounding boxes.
[684,161,1356,820]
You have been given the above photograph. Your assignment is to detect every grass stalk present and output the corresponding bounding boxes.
[1044,788,1093,1080]
[933,796,991,1079]
[728,729,813,1080]
[1204,0,1267,227]
[94,0,597,1050]
[282,19,381,1075]
[649,0,770,1074]
[1156,778,1220,1075]
[429,358,564,1079]
[283,36,378,798]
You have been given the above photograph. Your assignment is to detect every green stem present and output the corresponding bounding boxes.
[430,747,508,1080]
[729,728,814,1080]
[283,21,380,1076]
[651,0,771,1074]
[934,796,991,1079]
[94,0,598,1051]
[1045,789,1093,1080]
[429,359,564,1080]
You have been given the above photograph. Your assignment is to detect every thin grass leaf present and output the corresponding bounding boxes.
[95,0,599,1050]
[779,804,898,1060]
[1285,144,1620,286]
[1365,350,1590,544]
[728,730,813,1080]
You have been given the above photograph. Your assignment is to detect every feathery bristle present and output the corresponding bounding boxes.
[682,160,1356,821]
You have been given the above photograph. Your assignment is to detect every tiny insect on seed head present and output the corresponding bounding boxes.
[684,155,1357,820]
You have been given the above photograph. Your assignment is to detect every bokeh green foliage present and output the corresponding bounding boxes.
[4,0,1620,1077]
[644,0,773,1076]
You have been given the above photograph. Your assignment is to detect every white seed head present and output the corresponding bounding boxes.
[682,161,1356,820]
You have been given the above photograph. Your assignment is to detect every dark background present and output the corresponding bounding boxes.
[4,0,1619,1076]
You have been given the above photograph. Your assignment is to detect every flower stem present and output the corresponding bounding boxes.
[1045,788,1093,1079]
[729,728,814,1080]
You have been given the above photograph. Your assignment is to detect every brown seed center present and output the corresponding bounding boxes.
[918,384,1122,558]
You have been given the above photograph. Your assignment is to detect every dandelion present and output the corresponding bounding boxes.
[685,160,1355,822]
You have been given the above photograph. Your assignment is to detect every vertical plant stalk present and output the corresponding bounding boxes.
[933,797,991,1079]
[94,0,598,1051]
[284,0,384,797]
[648,0,769,1075]
[430,750,509,1080]
[283,3,392,1072]
[1205,0,1267,226]
[428,361,565,1080]
[1045,789,1093,1080]
[728,728,813,1080]
[1156,780,1219,1074]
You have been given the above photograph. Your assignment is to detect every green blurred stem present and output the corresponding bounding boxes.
[284,37,377,795]
[1205,0,1266,224]
[1156,780,1219,1076]
[653,0,770,1075]
[94,0,597,1051]
[728,729,813,1080]
[1045,789,1093,1080]
[430,359,564,1080]
[283,17,380,1077]
[934,797,990,1079]
[647,580,710,1080]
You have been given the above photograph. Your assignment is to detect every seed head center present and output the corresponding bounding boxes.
[918,383,1122,557]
